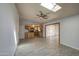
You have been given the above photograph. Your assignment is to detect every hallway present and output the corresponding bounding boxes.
[15,38,79,56]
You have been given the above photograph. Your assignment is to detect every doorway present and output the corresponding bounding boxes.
[45,23,60,47]
[25,24,43,39]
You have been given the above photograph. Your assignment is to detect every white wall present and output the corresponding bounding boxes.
[43,15,79,50]
[0,3,19,55]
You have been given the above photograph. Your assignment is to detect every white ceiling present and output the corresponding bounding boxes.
[16,3,79,23]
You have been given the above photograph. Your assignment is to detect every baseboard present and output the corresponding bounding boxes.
[61,43,79,51]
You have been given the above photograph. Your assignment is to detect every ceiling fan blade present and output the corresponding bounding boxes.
[43,14,48,17]
[36,11,50,19]
[39,11,44,16]
[43,17,48,19]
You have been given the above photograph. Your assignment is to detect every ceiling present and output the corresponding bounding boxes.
[16,3,79,24]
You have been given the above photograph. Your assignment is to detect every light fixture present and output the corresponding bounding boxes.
[52,4,62,12]
[41,3,56,10]
[40,3,62,12]
[32,24,35,28]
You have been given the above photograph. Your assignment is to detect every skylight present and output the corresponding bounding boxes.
[40,3,62,12]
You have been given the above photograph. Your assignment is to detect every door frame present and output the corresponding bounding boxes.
[45,22,60,47]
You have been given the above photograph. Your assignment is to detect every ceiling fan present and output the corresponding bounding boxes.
[36,11,50,19]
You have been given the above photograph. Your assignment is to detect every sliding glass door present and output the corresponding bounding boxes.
[46,25,56,37]
[45,23,60,47]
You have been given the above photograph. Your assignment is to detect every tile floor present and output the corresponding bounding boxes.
[15,37,79,56]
